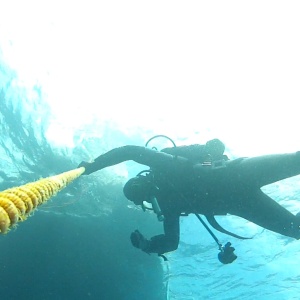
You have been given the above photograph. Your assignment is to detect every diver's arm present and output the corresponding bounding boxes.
[161,144,207,163]
[130,214,180,254]
[162,138,226,162]
[79,145,191,175]
[141,214,180,254]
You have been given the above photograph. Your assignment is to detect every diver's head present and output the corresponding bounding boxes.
[123,175,153,205]
[206,139,225,158]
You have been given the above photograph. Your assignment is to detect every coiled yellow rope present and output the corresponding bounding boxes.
[0,167,85,234]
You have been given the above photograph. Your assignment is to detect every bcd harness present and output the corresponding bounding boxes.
[138,167,251,241]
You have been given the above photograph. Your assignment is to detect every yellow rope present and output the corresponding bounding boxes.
[0,167,85,234]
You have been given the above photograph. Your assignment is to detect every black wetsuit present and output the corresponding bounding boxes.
[83,145,300,254]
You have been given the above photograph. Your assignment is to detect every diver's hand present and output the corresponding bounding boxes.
[130,230,150,253]
[77,161,95,175]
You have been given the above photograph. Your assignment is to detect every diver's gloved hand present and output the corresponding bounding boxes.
[130,230,150,253]
[218,242,237,264]
[77,161,96,175]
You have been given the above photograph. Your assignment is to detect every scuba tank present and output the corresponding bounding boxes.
[150,195,165,222]
[141,189,165,222]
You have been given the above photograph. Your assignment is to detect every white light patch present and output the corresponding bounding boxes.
[0,1,299,156]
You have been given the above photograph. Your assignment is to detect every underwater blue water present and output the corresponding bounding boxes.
[0,58,166,300]
[1,49,300,299]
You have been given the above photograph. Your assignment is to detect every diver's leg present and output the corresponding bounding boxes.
[230,190,300,239]
[233,152,300,188]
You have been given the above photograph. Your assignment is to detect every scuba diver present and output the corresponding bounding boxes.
[78,136,300,264]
